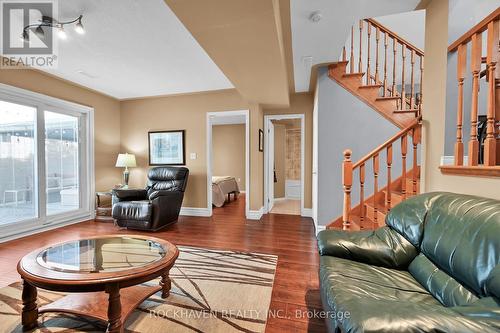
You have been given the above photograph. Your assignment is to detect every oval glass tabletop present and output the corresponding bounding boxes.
[36,236,166,273]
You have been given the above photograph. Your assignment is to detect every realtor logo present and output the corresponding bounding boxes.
[1,0,58,68]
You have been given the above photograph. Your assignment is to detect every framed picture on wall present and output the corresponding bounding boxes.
[259,129,264,152]
[148,130,186,165]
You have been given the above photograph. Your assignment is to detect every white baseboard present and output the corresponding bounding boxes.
[0,214,92,243]
[315,224,326,235]
[273,197,286,202]
[247,207,264,220]
[302,208,313,217]
[180,207,211,217]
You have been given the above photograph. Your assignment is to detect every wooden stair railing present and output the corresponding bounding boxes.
[442,8,500,177]
[343,18,424,116]
[341,118,422,230]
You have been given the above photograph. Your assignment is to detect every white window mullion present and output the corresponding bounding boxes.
[36,106,47,222]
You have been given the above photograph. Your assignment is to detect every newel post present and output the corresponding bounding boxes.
[342,149,353,230]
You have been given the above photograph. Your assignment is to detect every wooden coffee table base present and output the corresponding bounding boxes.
[23,281,170,333]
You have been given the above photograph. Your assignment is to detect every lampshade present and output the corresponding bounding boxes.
[115,153,136,168]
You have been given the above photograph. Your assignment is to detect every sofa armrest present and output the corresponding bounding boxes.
[317,227,418,269]
[112,189,148,202]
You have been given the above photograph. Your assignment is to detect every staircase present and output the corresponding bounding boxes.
[327,18,423,231]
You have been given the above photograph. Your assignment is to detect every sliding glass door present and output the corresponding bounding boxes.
[0,101,37,225]
[45,111,80,215]
[0,84,93,238]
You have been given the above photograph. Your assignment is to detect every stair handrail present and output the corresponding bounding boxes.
[448,7,500,52]
[366,18,424,57]
[344,18,425,115]
[353,117,421,168]
[448,8,499,169]
[342,117,422,229]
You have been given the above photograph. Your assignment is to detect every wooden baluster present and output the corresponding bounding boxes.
[484,20,499,166]
[401,44,407,110]
[366,21,372,85]
[359,20,363,73]
[386,144,393,211]
[342,46,347,62]
[350,25,355,73]
[359,163,365,224]
[419,56,424,117]
[373,154,379,227]
[412,126,420,195]
[375,27,380,84]
[401,134,408,200]
[383,32,389,96]
[455,43,467,166]
[468,32,482,166]
[342,150,353,229]
[410,50,415,110]
[392,38,397,97]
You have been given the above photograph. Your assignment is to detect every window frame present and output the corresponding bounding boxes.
[0,83,95,240]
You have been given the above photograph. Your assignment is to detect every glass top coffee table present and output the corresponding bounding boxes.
[17,235,179,333]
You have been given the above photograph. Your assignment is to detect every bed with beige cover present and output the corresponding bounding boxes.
[212,176,240,207]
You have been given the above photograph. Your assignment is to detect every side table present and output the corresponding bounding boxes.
[95,191,113,222]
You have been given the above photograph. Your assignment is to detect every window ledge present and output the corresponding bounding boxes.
[439,165,500,178]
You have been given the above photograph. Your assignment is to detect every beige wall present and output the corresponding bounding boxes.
[421,0,500,199]
[0,69,122,191]
[264,92,314,208]
[274,124,286,198]
[249,103,264,210]
[212,124,246,191]
[120,89,249,208]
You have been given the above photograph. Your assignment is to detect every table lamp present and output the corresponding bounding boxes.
[115,153,136,188]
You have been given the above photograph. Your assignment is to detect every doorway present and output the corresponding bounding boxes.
[264,114,305,216]
[206,110,249,218]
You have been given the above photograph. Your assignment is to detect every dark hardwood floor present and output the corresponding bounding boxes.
[0,194,326,332]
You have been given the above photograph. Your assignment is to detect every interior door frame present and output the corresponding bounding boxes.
[267,121,275,211]
[264,114,305,216]
[206,110,250,219]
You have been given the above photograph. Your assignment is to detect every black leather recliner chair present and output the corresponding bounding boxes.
[111,166,189,231]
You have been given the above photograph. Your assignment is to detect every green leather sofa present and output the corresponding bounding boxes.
[317,192,500,332]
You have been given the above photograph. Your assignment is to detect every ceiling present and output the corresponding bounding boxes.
[290,0,421,92]
[165,0,290,107]
[40,0,233,99]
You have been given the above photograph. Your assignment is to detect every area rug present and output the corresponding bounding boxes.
[0,246,278,332]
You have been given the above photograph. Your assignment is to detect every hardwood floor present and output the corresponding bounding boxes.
[0,194,326,332]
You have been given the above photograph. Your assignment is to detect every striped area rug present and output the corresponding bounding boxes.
[0,246,277,332]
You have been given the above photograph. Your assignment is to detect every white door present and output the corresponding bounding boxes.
[268,121,275,211]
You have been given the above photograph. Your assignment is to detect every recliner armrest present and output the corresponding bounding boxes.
[112,189,148,202]
[148,190,181,201]
[317,227,418,269]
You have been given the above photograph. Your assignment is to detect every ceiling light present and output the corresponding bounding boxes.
[34,25,45,39]
[309,11,322,23]
[21,29,29,43]
[74,17,85,34]
[58,25,67,39]
[21,14,84,43]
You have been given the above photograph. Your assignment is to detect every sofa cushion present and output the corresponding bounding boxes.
[419,193,500,297]
[409,254,479,307]
[385,192,443,249]
[320,256,500,332]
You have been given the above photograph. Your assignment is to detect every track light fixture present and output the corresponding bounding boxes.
[21,15,84,42]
